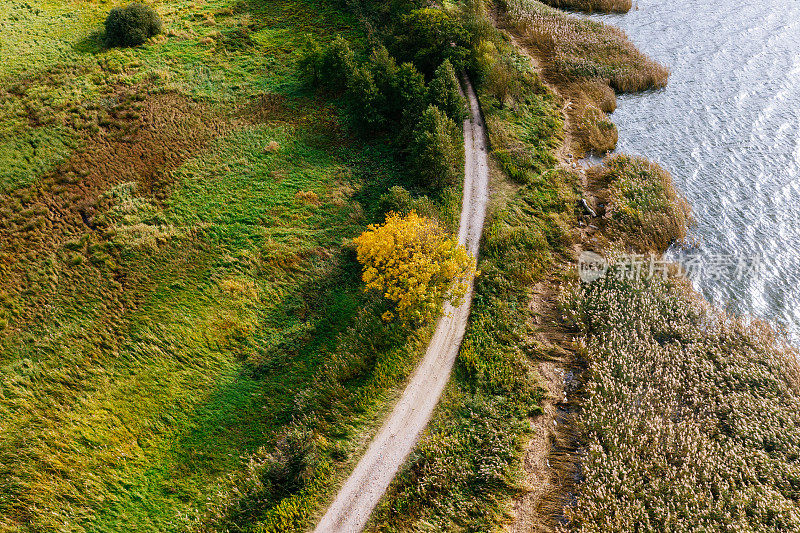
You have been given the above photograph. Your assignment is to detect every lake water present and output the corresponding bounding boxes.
[591,0,800,337]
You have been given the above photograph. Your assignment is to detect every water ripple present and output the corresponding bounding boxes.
[594,0,800,337]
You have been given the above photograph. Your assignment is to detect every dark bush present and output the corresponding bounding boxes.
[393,8,472,75]
[427,59,467,122]
[346,66,386,134]
[104,3,162,48]
[320,36,356,92]
[409,105,463,190]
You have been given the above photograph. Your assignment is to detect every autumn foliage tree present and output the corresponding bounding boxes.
[354,211,475,324]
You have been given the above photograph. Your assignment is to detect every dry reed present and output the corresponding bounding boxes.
[562,273,800,532]
[539,0,632,14]
[501,0,668,92]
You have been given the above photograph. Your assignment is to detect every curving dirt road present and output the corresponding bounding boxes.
[313,78,489,533]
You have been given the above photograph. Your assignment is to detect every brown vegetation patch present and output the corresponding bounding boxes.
[499,0,668,93]
[0,90,231,332]
[587,154,691,253]
[508,276,585,533]
[538,0,631,14]
[496,0,668,156]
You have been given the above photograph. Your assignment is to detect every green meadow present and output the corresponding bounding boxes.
[0,0,445,530]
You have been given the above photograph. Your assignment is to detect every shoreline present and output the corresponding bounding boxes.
[495,1,800,531]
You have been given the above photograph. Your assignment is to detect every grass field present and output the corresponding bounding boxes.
[0,0,456,530]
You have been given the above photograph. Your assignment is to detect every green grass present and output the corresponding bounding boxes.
[0,0,460,531]
[476,31,563,184]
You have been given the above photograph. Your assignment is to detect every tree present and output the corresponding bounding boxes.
[394,8,471,75]
[395,62,427,128]
[346,66,386,133]
[427,59,467,122]
[354,211,475,324]
[319,36,356,91]
[367,48,426,128]
[105,3,162,48]
[409,105,464,190]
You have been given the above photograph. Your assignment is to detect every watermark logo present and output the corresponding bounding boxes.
[578,251,608,283]
[579,251,761,283]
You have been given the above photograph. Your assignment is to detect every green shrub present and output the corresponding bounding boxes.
[297,34,323,86]
[378,185,414,215]
[394,8,472,75]
[319,36,356,92]
[378,186,439,220]
[409,105,463,190]
[346,66,386,133]
[426,59,467,122]
[104,3,162,48]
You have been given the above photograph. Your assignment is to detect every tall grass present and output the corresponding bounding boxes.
[500,0,668,92]
[562,273,800,532]
[538,0,631,14]
[589,154,691,253]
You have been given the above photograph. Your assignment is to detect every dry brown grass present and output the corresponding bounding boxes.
[538,0,631,14]
[575,102,617,154]
[0,90,230,333]
[500,0,668,92]
[588,154,691,253]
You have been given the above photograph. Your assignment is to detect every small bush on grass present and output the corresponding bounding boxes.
[378,186,439,221]
[353,210,475,324]
[409,105,464,190]
[427,59,467,122]
[104,3,162,48]
[320,36,357,92]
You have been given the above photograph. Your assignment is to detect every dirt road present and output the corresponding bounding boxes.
[313,78,489,533]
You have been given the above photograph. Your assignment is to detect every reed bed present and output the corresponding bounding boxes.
[501,0,668,92]
[562,273,800,532]
[589,154,691,253]
[539,0,631,14]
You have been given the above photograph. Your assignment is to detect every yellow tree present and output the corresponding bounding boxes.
[354,210,475,324]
